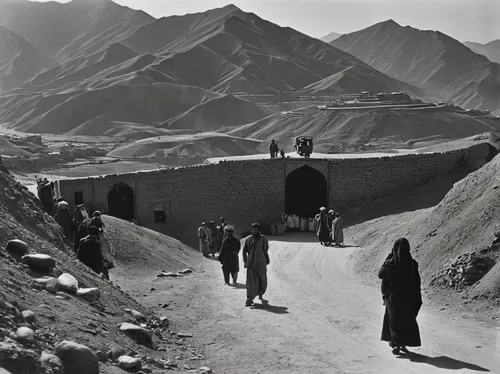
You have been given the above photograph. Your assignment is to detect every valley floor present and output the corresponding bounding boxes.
[114,233,500,374]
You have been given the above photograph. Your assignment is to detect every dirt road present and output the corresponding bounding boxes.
[129,233,499,373]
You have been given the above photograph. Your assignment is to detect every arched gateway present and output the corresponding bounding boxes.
[107,183,135,221]
[285,165,328,217]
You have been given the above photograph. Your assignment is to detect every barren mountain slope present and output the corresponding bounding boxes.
[229,105,500,152]
[351,152,500,300]
[107,132,267,158]
[0,25,57,91]
[465,40,500,64]
[320,31,341,43]
[0,167,205,373]
[0,0,153,61]
[331,20,500,112]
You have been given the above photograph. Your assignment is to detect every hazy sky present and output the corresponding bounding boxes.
[32,0,500,43]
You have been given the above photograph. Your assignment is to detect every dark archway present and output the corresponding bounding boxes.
[285,165,327,216]
[107,183,135,221]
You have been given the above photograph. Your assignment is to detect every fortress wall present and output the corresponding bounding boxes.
[58,143,492,244]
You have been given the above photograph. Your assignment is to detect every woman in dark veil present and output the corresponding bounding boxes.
[379,238,423,355]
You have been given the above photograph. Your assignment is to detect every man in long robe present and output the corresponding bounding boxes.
[332,212,344,246]
[242,223,270,307]
[208,221,221,257]
[218,225,241,285]
[379,238,422,355]
[316,207,330,245]
[197,222,210,257]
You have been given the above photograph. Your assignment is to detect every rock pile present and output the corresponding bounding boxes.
[431,249,497,290]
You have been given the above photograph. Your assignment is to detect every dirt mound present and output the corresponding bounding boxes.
[351,153,500,300]
[101,215,201,279]
[229,106,500,152]
[332,20,500,112]
[0,168,205,373]
[108,132,267,158]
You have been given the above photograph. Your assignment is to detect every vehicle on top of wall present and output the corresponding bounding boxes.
[294,135,313,158]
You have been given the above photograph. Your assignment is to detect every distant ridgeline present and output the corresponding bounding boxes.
[58,142,494,245]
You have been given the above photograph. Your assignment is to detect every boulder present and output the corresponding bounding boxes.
[21,254,55,271]
[179,269,193,274]
[6,239,30,256]
[40,351,64,374]
[0,340,41,374]
[21,310,36,323]
[200,367,213,374]
[117,355,142,371]
[119,323,153,344]
[76,288,100,301]
[131,310,145,321]
[159,317,169,327]
[57,274,78,294]
[46,278,60,294]
[108,344,125,362]
[54,340,98,374]
[15,327,35,345]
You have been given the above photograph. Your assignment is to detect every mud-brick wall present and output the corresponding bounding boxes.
[328,143,492,207]
[59,160,285,244]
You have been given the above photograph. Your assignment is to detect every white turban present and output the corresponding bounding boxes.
[328,210,334,214]
[319,207,326,211]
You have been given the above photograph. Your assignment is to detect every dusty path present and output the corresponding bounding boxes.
[128,233,499,373]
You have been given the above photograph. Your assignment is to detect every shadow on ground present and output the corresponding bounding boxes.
[397,352,491,371]
[252,299,289,314]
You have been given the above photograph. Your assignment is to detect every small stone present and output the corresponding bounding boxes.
[6,239,30,256]
[57,273,79,294]
[108,343,126,362]
[180,269,193,274]
[40,351,64,374]
[76,288,100,300]
[117,355,142,371]
[54,340,99,374]
[159,316,169,327]
[21,310,36,323]
[157,272,178,278]
[21,254,55,271]
[15,326,35,344]
[46,278,60,293]
[95,350,108,362]
[177,333,193,338]
[120,323,153,343]
[200,366,212,374]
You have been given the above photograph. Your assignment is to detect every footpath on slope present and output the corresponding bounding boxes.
[114,233,499,374]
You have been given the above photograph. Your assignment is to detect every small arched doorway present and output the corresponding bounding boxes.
[107,183,135,221]
[285,165,327,216]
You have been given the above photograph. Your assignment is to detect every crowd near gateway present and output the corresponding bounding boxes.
[40,169,423,356]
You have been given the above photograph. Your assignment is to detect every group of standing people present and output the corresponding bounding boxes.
[316,207,344,246]
[197,218,227,258]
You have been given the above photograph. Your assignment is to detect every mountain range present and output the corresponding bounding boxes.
[331,20,500,114]
[464,40,500,64]
[0,0,499,159]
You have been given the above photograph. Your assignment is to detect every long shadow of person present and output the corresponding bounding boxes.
[398,352,490,372]
[230,283,246,289]
[252,299,289,314]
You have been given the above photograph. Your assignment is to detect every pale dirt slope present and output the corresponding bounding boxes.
[119,234,499,373]
[349,153,500,299]
[332,20,500,112]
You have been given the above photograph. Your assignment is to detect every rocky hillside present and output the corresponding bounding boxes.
[0,167,208,373]
[331,20,500,113]
[351,151,500,303]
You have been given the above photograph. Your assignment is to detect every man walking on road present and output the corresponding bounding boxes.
[218,225,241,285]
[242,223,270,306]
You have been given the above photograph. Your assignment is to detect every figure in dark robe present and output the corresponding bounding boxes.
[269,140,279,159]
[77,226,106,278]
[316,207,330,245]
[332,212,344,246]
[53,198,73,240]
[243,223,270,307]
[197,222,210,257]
[379,238,423,355]
[37,179,54,214]
[218,225,241,285]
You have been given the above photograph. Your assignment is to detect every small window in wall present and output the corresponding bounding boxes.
[74,191,83,206]
[154,210,166,223]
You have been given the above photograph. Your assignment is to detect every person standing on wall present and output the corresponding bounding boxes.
[242,223,270,307]
[270,139,279,159]
[197,222,210,257]
[379,238,422,355]
[218,225,241,286]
